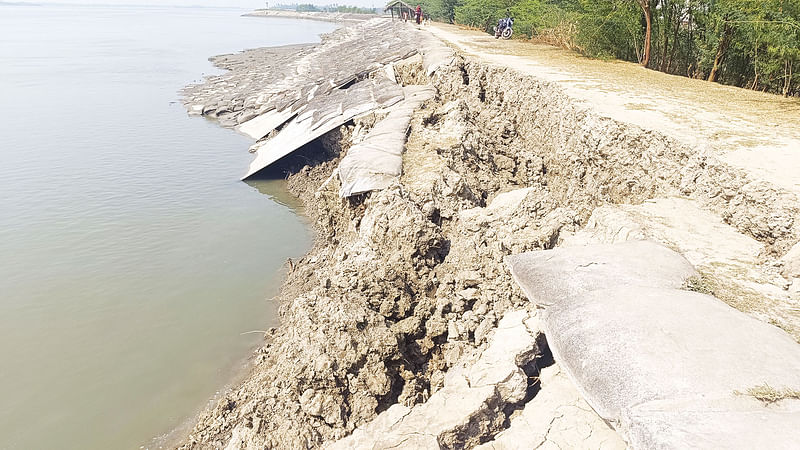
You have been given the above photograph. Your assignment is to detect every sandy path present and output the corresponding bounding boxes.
[427,24,800,195]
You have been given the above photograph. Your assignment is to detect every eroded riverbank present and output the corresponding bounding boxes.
[180,16,800,449]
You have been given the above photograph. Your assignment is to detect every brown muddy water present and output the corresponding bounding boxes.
[0,4,335,449]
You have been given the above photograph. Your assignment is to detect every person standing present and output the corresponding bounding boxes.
[415,5,422,24]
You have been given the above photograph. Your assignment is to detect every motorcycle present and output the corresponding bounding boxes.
[494,16,514,39]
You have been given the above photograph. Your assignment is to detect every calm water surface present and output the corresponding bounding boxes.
[0,5,334,449]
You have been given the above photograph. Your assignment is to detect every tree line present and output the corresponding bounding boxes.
[410,0,800,96]
[283,4,378,14]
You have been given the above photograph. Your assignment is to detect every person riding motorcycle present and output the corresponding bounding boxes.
[495,9,514,39]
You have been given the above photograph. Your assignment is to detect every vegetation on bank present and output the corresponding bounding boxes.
[273,3,379,14]
[411,0,800,96]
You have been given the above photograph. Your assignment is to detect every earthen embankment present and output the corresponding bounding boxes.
[179,17,800,449]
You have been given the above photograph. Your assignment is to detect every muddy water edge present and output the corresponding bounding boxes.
[0,5,339,450]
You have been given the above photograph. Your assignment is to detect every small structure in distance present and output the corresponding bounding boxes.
[385,0,416,22]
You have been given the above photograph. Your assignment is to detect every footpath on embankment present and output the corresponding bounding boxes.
[428,23,800,196]
[178,16,800,449]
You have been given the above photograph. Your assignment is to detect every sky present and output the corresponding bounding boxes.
[6,0,382,8]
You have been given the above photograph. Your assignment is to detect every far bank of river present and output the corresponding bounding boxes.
[0,4,335,449]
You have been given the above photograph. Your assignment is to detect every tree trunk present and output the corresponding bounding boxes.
[686,4,693,75]
[751,33,759,90]
[660,0,670,72]
[638,0,652,67]
[708,21,732,83]
[667,5,683,73]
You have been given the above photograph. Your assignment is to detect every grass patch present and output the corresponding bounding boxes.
[736,383,800,405]
[683,274,715,296]
[682,271,766,314]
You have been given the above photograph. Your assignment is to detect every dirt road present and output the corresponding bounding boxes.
[428,23,800,195]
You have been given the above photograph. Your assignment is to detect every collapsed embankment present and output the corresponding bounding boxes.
[180,42,800,448]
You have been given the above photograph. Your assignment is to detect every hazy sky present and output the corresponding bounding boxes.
[9,0,382,8]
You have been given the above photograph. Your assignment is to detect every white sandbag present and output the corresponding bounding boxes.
[241,77,404,180]
[505,240,697,307]
[236,107,296,140]
[543,286,800,449]
[338,85,435,197]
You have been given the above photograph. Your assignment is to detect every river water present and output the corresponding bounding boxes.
[0,5,334,449]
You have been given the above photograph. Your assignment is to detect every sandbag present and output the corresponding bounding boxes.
[543,286,800,449]
[505,240,698,306]
[338,85,435,197]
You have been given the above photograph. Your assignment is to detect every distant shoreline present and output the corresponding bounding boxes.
[243,9,376,23]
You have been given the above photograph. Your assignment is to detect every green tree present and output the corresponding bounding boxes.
[575,0,641,61]
[455,0,516,31]
[418,0,800,95]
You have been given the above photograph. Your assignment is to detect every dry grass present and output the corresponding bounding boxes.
[683,274,716,296]
[736,383,800,405]
[683,271,799,343]
[683,271,767,315]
